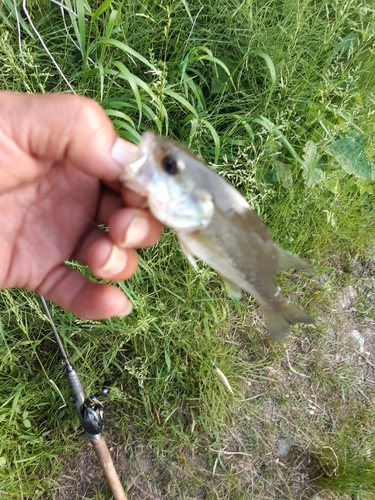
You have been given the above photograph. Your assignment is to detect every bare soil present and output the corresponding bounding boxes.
[52,256,375,499]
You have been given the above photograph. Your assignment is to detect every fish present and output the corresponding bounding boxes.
[119,131,314,340]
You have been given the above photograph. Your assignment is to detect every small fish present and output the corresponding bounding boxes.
[212,362,234,394]
[120,131,314,340]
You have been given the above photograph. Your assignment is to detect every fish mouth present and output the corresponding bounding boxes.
[120,131,157,184]
[119,152,148,185]
[127,153,148,176]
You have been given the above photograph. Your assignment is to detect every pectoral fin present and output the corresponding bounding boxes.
[219,275,242,299]
[276,246,309,272]
[177,234,198,269]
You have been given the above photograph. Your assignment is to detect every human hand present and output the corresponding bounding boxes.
[0,91,162,319]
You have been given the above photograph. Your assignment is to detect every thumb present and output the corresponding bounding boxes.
[0,91,137,182]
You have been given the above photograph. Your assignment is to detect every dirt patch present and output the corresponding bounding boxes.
[52,431,167,500]
[52,257,375,499]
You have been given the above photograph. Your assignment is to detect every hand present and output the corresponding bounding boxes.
[0,91,162,319]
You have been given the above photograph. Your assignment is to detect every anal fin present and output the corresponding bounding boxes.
[276,246,309,271]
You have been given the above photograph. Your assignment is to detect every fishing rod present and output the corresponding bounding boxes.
[39,295,128,500]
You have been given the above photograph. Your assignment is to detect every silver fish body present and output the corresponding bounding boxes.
[120,131,314,340]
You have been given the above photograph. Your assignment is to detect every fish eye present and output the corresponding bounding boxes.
[161,155,179,175]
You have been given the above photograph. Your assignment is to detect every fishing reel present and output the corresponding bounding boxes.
[68,375,111,437]
[80,395,104,435]
[80,379,111,436]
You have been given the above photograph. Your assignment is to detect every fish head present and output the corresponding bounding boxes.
[120,131,214,230]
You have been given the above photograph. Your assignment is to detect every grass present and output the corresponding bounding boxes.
[1,0,375,498]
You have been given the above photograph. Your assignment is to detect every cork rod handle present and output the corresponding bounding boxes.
[90,437,128,500]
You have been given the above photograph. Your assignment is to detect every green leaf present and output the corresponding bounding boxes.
[106,109,136,128]
[0,457,6,467]
[23,418,32,429]
[327,31,359,63]
[326,170,347,195]
[325,131,374,180]
[104,9,118,38]
[302,141,326,186]
[112,120,140,143]
[164,339,171,373]
[181,47,235,92]
[181,0,194,23]
[274,161,293,189]
[10,384,22,423]
[356,179,374,196]
[64,0,84,59]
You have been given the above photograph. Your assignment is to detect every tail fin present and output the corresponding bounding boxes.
[261,302,314,341]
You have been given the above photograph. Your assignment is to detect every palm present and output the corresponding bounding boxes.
[0,159,99,291]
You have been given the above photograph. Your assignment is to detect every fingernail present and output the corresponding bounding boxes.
[120,216,150,248]
[99,244,127,276]
[118,300,133,317]
[111,137,136,166]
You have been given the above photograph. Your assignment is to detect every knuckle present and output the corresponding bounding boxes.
[72,96,105,131]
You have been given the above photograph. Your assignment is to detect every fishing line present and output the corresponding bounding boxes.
[40,295,70,368]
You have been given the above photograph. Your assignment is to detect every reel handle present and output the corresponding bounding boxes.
[90,437,128,500]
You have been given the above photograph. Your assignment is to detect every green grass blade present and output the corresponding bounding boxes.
[182,47,235,90]
[201,119,221,163]
[97,61,104,102]
[105,9,118,37]
[182,76,206,111]
[105,109,136,128]
[112,119,140,143]
[253,116,303,164]
[9,384,22,423]
[76,0,86,61]
[0,12,11,30]
[199,55,235,89]
[249,50,276,107]
[2,0,34,37]
[89,38,156,70]
[163,88,199,119]
[63,0,81,54]
[111,61,143,126]
[105,67,168,132]
[229,114,255,141]
[181,0,194,24]
[91,0,115,22]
